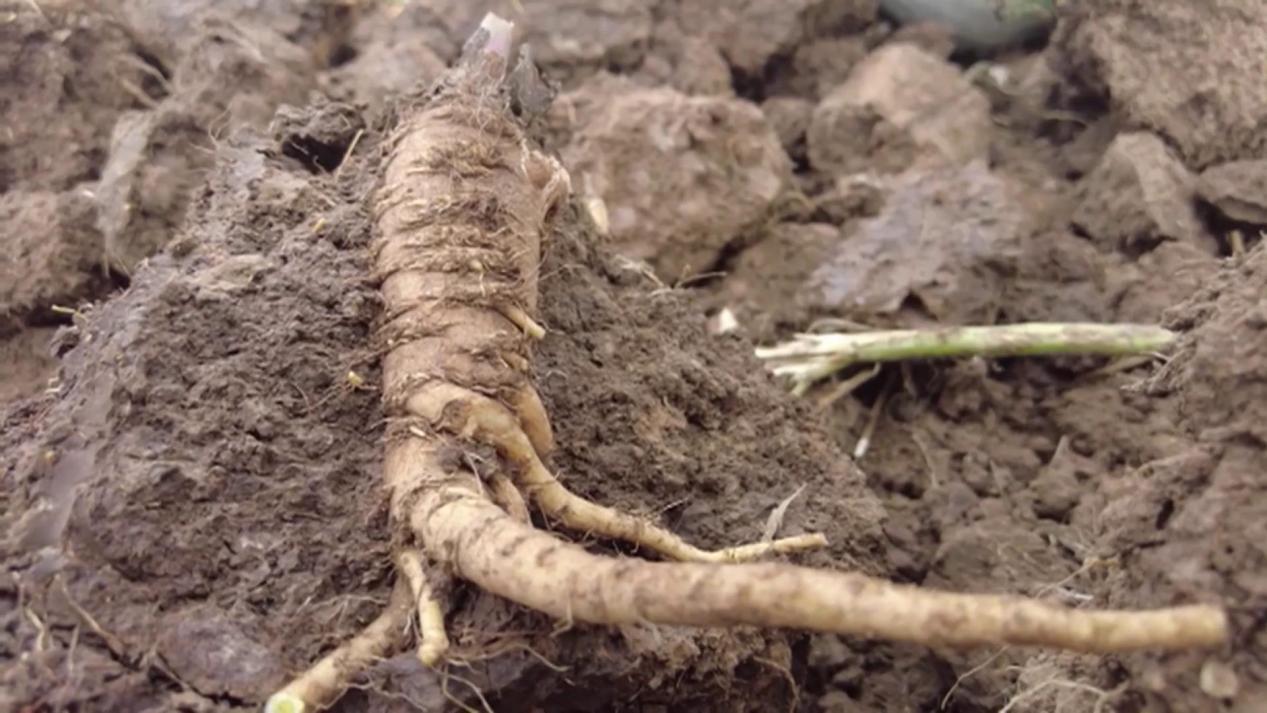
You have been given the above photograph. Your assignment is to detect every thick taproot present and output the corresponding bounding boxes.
[393,431,1229,654]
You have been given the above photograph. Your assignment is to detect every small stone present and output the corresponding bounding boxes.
[818,691,870,713]
[1199,659,1240,699]
[560,82,792,279]
[808,633,852,670]
[807,43,991,176]
[813,174,885,224]
[584,194,610,237]
[713,223,840,341]
[780,37,870,99]
[803,161,1023,325]
[1072,132,1210,254]
[1030,462,1082,521]
[675,0,877,75]
[886,20,956,59]
[637,24,734,97]
[1198,159,1267,226]
[761,96,815,163]
[0,190,104,329]
[1052,0,1267,168]
[711,307,740,335]
[158,607,283,700]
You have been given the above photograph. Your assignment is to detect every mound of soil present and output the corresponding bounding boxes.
[0,97,892,713]
[4,1,1266,711]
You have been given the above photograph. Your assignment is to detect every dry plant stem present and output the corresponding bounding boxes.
[756,323,1177,391]
[402,459,1229,654]
[265,579,413,713]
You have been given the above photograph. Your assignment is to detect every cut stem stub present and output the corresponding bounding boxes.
[755,323,1177,393]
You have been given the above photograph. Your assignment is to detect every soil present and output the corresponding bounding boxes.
[2,1,1264,712]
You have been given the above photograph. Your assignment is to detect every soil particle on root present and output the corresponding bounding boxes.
[807,43,992,177]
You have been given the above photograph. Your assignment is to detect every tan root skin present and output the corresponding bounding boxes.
[266,580,412,713]
[266,13,1229,713]
[403,452,1228,654]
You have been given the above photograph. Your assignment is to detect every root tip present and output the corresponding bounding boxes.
[419,638,449,667]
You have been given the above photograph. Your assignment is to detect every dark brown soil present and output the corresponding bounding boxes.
[2,1,1264,711]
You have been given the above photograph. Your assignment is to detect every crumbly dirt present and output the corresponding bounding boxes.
[554,75,794,281]
[2,0,1265,711]
[1050,0,1267,170]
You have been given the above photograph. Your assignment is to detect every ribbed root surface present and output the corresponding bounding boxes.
[412,472,1227,654]
[407,380,829,564]
[269,433,1228,713]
